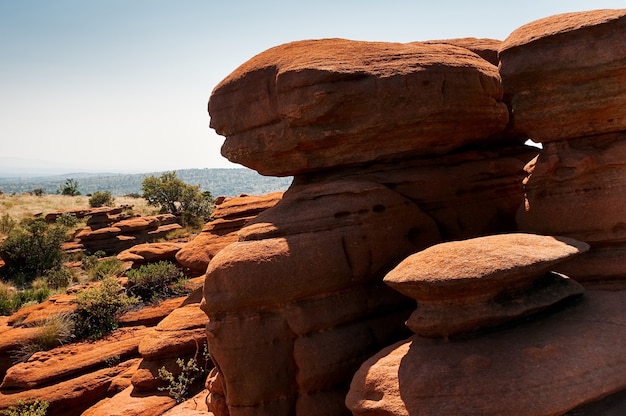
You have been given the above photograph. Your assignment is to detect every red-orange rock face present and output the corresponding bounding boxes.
[500,9,626,143]
[209,38,510,176]
[346,288,626,416]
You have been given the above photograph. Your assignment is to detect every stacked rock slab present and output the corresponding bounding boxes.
[204,38,535,416]
[500,9,626,282]
[345,234,620,416]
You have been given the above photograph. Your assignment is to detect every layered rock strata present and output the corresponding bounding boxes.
[500,9,626,282]
[203,37,535,416]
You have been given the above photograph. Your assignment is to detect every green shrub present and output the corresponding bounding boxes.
[0,281,18,315]
[158,341,211,403]
[0,218,67,286]
[0,213,16,236]
[89,191,115,208]
[141,171,214,227]
[0,398,49,416]
[72,277,138,340]
[126,261,187,303]
[57,178,80,196]
[87,257,124,281]
[43,266,75,289]
[31,188,44,196]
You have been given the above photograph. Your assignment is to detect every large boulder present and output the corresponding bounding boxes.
[384,233,588,337]
[209,38,510,176]
[346,288,626,416]
[499,9,626,142]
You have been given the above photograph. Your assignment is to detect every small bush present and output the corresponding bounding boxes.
[43,266,76,289]
[31,188,44,196]
[158,341,211,403]
[89,191,115,208]
[0,218,68,286]
[72,277,138,340]
[0,281,18,315]
[0,213,16,236]
[87,257,124,281]
[126,261,186,303]
[57,178,80,196]
[0,398,49,416]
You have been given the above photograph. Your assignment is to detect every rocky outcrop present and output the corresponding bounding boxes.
[209,38,513,176]
[117,242,183,264]
[501,9,626,282]
[384,234,587,337]
[44,206,132,224]
[76,214,182,255]
[346,287,626,416]
[176,192,283,274]
[202,36,536,416]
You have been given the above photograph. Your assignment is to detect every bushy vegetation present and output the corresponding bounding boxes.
[86,257,125,281]
[88,190,114,208]
[0,398,49,416]
[13,312,74,363]
[72,277,139,340]
[0,217,69,287]
[126,261,187,303]
[141,171,214,227]
[158,341,211,403]
[56,178,81,196]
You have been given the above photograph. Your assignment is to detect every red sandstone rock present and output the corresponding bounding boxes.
[0,359,140,416]
[209,38,509,176]
[118,296,186,327]
[81,385,176,416]
[1,327,149,389]
[422,37,501,65]
[176,192,282,273]
[112,216,160,233]
[500,9,626,142]
[161,389,212,416]
[117,242,182,264]
[384,233,588,337]
[346,288,626,416]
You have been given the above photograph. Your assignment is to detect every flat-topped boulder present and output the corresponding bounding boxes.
[384,233,588,337]
[422,37,501,66]
[209,38,510,176]
[117,242,182,264]
[500,9,626,142]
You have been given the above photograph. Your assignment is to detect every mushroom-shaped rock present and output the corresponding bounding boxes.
[384,233,589,337]
[209,38,509,176]
[499,9,626,142]
[117,243,182,264]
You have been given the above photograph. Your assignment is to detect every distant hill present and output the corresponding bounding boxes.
[0,168,292,197]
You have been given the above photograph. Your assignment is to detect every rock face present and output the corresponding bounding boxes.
[499,9,626,142]
[501,9,626,282]
[176,192,283,274]
[202,36,535,416]
[76,214,181,255]
[384,234,588,337]
[346,288,626,416]
[209,38,512,176]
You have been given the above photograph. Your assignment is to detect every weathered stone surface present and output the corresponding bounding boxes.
[81,385,176,416]
[384,233,588,337]
[500,9,626,142]
[422,37,501,65]
[118,296,186,327]
[138,304,208,360]
[202,179,437,415]
[176,192,282,273]
[346,289,626,416]
[204,180,441,314]
[1,327,149,389]
[0,359,139,416]
[518,133,626,245]
[117,242,182,264]
[162,389,212,416]
[209,38,509,176]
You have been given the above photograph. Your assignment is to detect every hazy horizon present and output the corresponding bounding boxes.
[1,0,622,174]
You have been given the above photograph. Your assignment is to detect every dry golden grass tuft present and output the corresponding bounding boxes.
[0,194,157,224]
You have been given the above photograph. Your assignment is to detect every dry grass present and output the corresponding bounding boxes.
[0,194,157,224]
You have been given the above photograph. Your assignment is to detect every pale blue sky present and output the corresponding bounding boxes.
[0,0,623,174]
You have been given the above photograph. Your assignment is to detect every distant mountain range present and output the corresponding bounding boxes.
[0,168,293,197]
